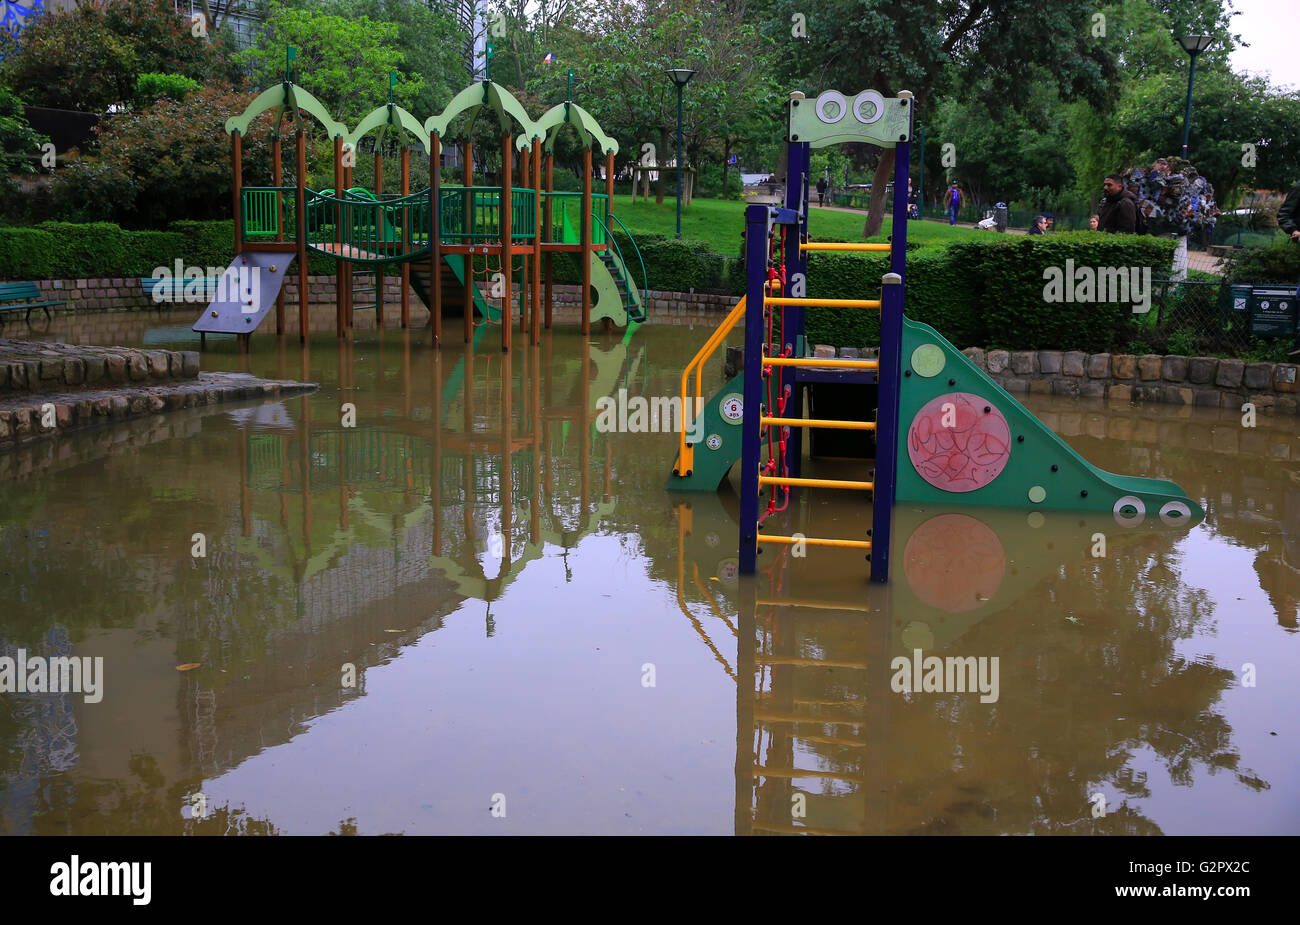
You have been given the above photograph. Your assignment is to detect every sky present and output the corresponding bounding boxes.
[1228,0,1299,89]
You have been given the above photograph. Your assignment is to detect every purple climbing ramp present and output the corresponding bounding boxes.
[191,250,294,335]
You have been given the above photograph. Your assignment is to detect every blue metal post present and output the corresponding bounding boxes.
[739,203,770,574]
[870,138,910,583]
[781,140,810,480]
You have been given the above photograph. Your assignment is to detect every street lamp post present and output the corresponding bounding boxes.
[667,67,694,239]
[1176,34,1213,159]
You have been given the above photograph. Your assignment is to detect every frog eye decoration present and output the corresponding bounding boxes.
[1,0,44,32]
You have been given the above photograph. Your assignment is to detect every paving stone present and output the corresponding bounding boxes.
[1161,355,1189,381]
[987,350,1010,374]
[1086,353,1111,378]
[1062,351,1087,376]
[1038,350,1062,374]
[1138,355,1162,380]
[1161,386,1193,405]
[1216,358,1244,388]
[1112,354,1136,379]
[1010,351,1036,375]
[1108,384,1132,403]
[1244,363,1274,390]
[1188,357,1217,384]
[963,347,985,369]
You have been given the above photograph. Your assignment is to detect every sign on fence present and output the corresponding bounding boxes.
[1246,287,1297,338]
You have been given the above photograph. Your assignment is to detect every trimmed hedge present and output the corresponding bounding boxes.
[0,220,337,281]
[0,227,55,279]
[804,232,1178,352]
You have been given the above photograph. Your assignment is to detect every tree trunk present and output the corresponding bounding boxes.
[656,127,668,205]
[721,138,732,194]
[862,149,895,237]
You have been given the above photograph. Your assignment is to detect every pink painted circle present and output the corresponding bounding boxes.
[907,392,1011,492]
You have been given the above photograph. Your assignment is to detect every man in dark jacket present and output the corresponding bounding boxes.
[1098,174,1136,233]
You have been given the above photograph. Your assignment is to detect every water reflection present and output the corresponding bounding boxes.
[1,323,1296,834]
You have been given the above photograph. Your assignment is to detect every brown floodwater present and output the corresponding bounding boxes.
[1,311,1296,835]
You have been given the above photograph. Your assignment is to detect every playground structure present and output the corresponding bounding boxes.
[196,61,647,350]
[669,89,1205,583]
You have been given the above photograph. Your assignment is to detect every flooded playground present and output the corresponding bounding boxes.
[1,313,1296,836]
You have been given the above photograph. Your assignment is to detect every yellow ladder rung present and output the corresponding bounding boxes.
[798,242,892,252]
[765,297,881,309]
[757,533,872,550]
[759,476,874,491]
[761,416,876,430]
[763,357,879,369]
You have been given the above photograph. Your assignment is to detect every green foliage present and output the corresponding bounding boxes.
[1240,337,1296,363]
[805,233,1178,352]
[121,230,186,276]
[37,221,128,277]
[1224,239,1300,285]
[50,85,273,228]
[0,0,235,114]
[238,2,421,126]
[1166,328,1198,356]
[0,227,55,279]
[135,73,202,106]
[0,85,50,171]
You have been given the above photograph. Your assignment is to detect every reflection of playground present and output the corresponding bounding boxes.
[673,493,1258,834]
[238,331,635,605]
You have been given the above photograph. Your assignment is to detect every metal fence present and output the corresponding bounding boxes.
[1130,278,1258,357]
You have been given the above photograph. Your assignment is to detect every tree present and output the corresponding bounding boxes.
[237,2,423,126]
[756,0,1142,235]
[0,0,235,114]
[50,85,273,227]
[0,85,50,171]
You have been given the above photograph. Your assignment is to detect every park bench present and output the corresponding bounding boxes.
[0,281,66,324]
[140,276,223,304]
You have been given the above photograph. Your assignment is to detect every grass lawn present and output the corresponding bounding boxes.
[610,193,983,254]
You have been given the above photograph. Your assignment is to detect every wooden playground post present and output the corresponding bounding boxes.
[429,134,442,346]
[333,135,344,338]
[544,153,554,329]
[580,145,592,335]
[400,145,411,329]
[531,138,541,346]
[519,143,530,336]
[343,160,354,330]
[374,150,384,326]
[295,129,308,342]
[232,131,243,256]
[272,134,285,334]
[463,139,474,344]
[500,130,513,352]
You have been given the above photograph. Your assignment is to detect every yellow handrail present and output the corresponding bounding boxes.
[759,476,874,490]
[761,416,876,430]
[799,242,892,252]
[675,296,746,476]
[765,297,881,309]
[757,533,873,550]
[764,357,879,369]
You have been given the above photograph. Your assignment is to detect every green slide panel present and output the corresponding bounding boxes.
[895,317,1205,525]
[589,252,629,328]
[444,254,499,323]
[667,372,746,491]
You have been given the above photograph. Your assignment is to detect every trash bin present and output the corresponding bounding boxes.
[994,202,1008,233]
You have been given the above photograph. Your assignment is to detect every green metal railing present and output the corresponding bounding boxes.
[438,186,537,244]
[241,186,295,239]
[303,188,431,262]
[542,192,609,245]
[602,212,648,323]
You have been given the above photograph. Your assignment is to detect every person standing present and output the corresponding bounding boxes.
[816,175,828,207]
[1097,174,1136,233]
[946,183,961,225]
[1088,214,1100,230]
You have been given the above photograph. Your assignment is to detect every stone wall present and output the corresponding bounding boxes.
[1,338,199,394]
[33,276,739,320]
[966,348,1299,416]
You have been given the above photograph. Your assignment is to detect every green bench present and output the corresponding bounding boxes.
[0,281,66,324]
[140,277,223,304]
